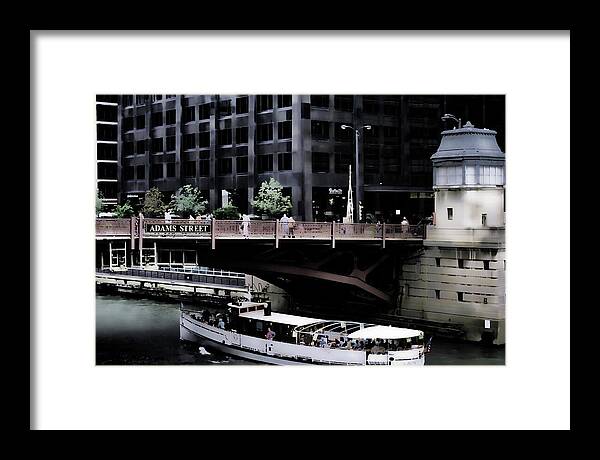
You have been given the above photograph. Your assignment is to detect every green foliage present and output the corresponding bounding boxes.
[213,204,240,220]
[96,189,104,216]
[169,185,208,218]
[142,187,166,217]
[114,201,135,218]
[251,178,292,218]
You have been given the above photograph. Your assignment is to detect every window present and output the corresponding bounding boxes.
[165,136,175,152]
[301,102,311,119]
[165,109,176,125]
[217,129,232,145]
[384,126,399,139]
[278,152,292,171]
[236,97,248,114]
[364,146,380,173]
[458,259,464,269]
[183,133,196,150]
[334,95,353,112]
[136,165,145,179]
[334,123,353,142]
[363,97,379,113]
[152,138,164,154]
[482,213,487,226]
[480,165,504,185]
[123,141,134,156]
[124,166,135,180]
[199,131,210,148]
[152,164,163,179]
[199,159,210,176]
[236,127,248,144]
[151,112,163,127]
[199,103,211,120]
[447,208,453,220]
[256,154,273,173]
[334,152,351,173]
[166,163,176,178]
[217,158,232,175]
[150,95,162,102]
[278,121,292,139]
[96,104,117,122]
[465,165,476,185]
[436,166,462,186]
[312,152,329,173]
[97,143,117,161]
[183,106,196,123]
[310,95,329,108]
[457,292,464,302]
[278,95,292,108]
[435,257,441,267]
[122,95,133,107]
[236,156,248,174]
[183,161,196,177]
[257,123,273,142]
[218,99,232,117]
[256,95,273,112]
[311,120,329,140]
[136,115,145,130]
[435,289,440,299]
[483,260,490,270]
[136,95,148,105]
[384,100,400,116]
[122,117,134,132]
[136,140,146,155]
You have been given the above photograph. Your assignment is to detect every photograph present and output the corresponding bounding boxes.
[95,94,506,366]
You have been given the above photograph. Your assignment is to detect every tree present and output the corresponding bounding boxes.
[96,189,104,216]
[114,201,135,218]
[251,178,292,218]
[169,185,208,218]
[142,187,166,217]
[213,204,240,220]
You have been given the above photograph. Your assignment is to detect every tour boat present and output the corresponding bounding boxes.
[179,301,426,365]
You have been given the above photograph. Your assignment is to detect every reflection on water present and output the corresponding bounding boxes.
[96,294,504,365]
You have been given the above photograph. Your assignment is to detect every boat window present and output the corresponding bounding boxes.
[256,321,263,332]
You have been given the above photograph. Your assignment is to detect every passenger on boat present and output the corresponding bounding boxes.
[218,318,225,329]
[319,336,328,348]
[265,328,276,340]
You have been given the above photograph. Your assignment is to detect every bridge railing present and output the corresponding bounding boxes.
[215,220,277,238]
[282,221,332,239]
[336,223,378,239]
[96,218,426,243]
[385,224,425,239]
[96,218,134,236]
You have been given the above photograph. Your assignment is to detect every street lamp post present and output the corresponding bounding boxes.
[341,124,371,222]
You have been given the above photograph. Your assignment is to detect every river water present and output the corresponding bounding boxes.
[96,293,505,365]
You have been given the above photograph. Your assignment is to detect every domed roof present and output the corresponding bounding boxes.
[431,121,505,161]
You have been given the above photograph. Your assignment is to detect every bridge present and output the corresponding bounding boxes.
[96,217,425,247]
[96,217,427,311]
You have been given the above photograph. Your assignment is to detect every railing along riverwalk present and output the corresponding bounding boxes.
[96,217,426,248]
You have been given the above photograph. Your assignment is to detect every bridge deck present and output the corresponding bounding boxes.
[96,218,426,246]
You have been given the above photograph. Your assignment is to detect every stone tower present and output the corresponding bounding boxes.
[399,121,506,344]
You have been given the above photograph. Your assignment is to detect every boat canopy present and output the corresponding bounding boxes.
[238,309,320,327]
[347,325,422,340]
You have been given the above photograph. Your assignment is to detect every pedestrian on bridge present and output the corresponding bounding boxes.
[241,214,250,238]
[281,213,290,237]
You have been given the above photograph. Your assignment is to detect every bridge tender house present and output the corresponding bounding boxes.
[145,224,210,233]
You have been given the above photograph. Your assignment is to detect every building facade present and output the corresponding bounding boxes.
[98,94,504,223]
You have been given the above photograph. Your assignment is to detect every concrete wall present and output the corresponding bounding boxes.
[435,188,505,229]
[398,246,505,344]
